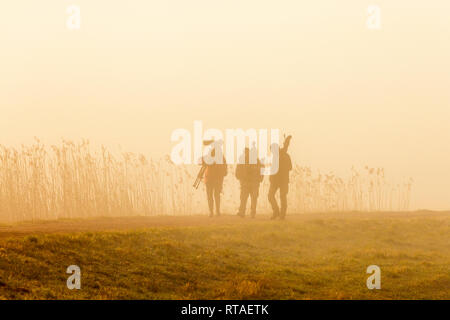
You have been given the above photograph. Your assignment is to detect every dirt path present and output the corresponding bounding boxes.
[0,211,448,239]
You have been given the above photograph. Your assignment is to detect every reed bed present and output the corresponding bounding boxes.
[0,140,413,222]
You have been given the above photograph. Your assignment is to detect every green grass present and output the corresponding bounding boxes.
[0,213,449,299]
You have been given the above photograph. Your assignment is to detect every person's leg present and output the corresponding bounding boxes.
[250,184,259,218]
[268,183,280,219]
[280,183,289,219]
[206,183,214,217]
[238,185,249,217]
[214,180,222,216]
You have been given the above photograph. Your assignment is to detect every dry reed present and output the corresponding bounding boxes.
[0,139,413,222]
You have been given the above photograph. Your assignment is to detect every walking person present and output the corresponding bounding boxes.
[236,147,263,218]
[268,136,292,220]
[202,142,227,217]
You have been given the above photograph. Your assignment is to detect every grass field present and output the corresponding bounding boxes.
[0,211,449,300]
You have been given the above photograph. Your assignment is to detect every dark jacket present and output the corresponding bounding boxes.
[236,158,263,186]
[269,151,292,185]
[203,156,227,184]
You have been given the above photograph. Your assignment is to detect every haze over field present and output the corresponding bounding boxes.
[1,212,449,299]
[1,1,449,210]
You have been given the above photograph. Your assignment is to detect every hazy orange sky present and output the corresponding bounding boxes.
[1,1,449,210]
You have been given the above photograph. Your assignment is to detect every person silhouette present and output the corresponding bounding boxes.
[235,146,263,218]
[268,140,292,220]
[202,140,227,217]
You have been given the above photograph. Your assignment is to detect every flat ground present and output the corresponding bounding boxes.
[0,211,449,299]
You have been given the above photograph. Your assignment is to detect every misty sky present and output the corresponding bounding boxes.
[1,1,449,209]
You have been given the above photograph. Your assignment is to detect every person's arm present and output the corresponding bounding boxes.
[257,159,264,182]
[287,155,293,171]
[223,156,228,176]
[235,165,242,180]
